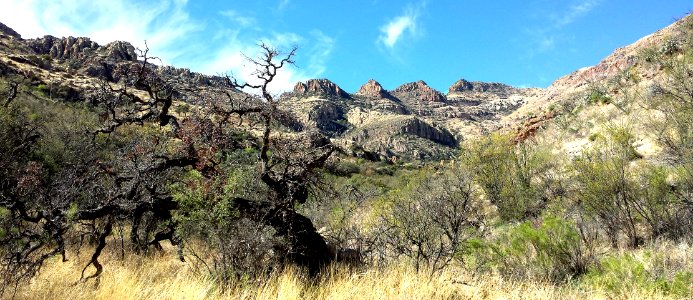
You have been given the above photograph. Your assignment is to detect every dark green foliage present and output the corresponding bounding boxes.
[461,133,560,221]
[467,216,598,282]
[583,253,692,297]
[587,89,612,105]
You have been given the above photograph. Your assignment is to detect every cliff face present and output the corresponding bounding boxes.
[356,79,393,99]
[293,79,350,98]
[392,80,446,103]
[449,79,515,95]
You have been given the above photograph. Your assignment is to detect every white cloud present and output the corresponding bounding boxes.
[377,1,425,49]
[380,16,414,48]
[524,0,602,56]
[278,0,291,10]
[0,0,202,65]
[552,0,601,27]
[0,0,334,94]
[220,10,256,27]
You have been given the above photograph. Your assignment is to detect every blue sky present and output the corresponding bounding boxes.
[1,0,691,94]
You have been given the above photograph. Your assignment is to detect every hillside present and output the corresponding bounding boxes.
[0,22,537,161]
[2,13,687,163]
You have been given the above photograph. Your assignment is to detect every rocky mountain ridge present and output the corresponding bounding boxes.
[2,13,689,162]
[0,21,547,161]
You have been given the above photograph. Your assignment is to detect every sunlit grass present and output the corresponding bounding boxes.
[12,242,690,300]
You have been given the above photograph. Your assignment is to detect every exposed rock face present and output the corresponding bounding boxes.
[293,79,350,98]
[343,114,457,160]
[356,79,394,99]
[28,35,100,60]
[449,79,514,95]
[103,41,137,61]
[0,22,21,38]
[306,100,347,134]
[392,80,446,102]
[398,118,456,146]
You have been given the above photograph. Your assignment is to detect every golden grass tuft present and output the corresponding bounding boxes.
[10,245,688,300]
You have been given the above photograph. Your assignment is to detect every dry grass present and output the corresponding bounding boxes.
[9,244,688,300]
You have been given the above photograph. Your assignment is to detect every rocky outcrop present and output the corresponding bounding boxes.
[306,100,348,134]
[356,79,393,99]
[26,36,136,62]
[28,35,100,60]
[0,22,21,38]
[513,111,556,143]
[398,118,456,146]
[448,79,514,95]
[343,114,457,160]
[293,79,350,98]
[103,41,137,61]
[392,80,446,102]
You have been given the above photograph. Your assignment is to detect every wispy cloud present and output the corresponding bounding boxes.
[278,0,290,10]
[220,10,256,27]
[525,0,602,55]
[377,1,426,49]
[0,0,334,94]
[552,0,601,27]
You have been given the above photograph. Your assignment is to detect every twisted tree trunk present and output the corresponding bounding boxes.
[233,198,332,275]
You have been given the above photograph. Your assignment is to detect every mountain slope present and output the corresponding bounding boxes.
[1,13,691,162]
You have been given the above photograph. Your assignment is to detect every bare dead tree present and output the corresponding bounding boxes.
[206,43,337,275]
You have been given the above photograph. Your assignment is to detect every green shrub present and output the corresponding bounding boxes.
[466,217,598,282]
[582,254,692,297]
[587,89,611,105]
[461,134,559,221]
[572,125,645,248]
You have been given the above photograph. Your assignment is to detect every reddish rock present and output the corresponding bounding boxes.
[293,79,350,98]
[356,79,393,99]
[391,80,446,102]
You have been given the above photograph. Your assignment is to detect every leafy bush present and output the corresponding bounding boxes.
[574,124,690,245]
[572,125,644,248]
[172,160,279,283]
[587,89,611,105]
[582,254,692,298]
[461,134,560,221]
[470,216,598,282]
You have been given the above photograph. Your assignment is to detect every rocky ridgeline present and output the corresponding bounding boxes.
[0,21,546,161]
[0,23,21,39]
[391,80,446,103]
[0,23,234,104]
[293,78,350,98]
[281,75,547,160]
[448,78,515,96]
[28,36,100,60]
[356,79,394,99]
